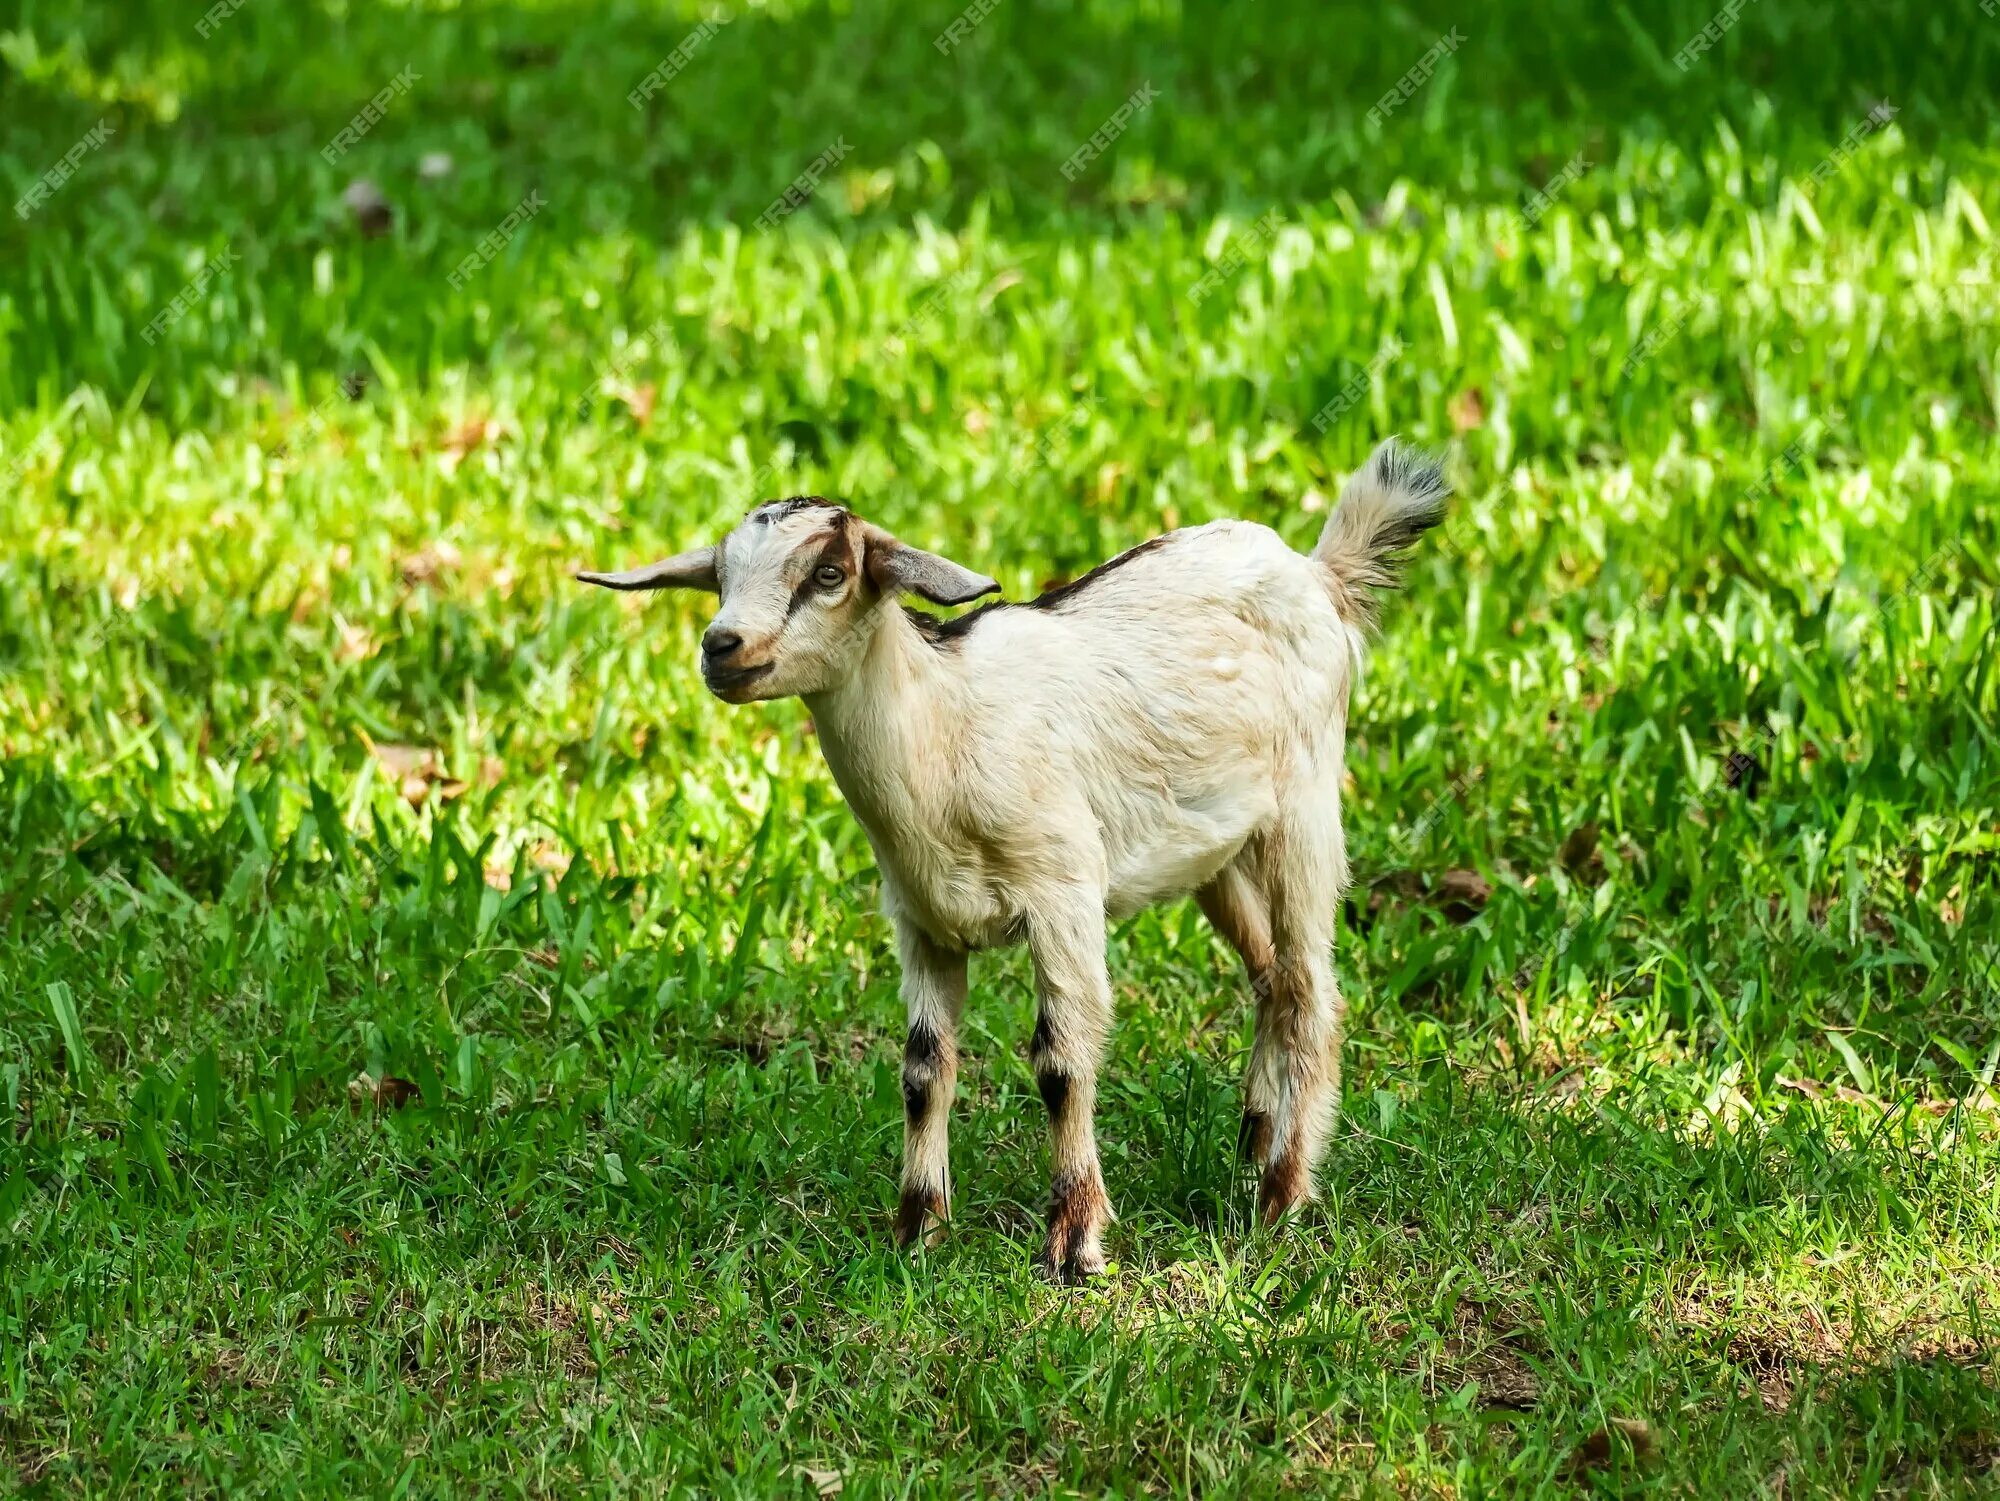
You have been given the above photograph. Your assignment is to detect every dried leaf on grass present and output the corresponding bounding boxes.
[792,1464,843,1497]
[348,1073,420,1111]
[361,737,473,807]
[1576,1416,1654,1469]
[399,540,463,585]
[1433,869,1492,920]
[1448,386,1486,432]
[1559,821,1600,874]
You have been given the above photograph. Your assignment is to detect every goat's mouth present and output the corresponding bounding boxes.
[702,660,774,699]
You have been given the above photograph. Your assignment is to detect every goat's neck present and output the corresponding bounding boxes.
[804,608,967,842]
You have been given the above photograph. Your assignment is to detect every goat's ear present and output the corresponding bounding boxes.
[861,525,999,606]
[576,546,719,593]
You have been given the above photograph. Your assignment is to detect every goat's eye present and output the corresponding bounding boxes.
[815,565,845,589]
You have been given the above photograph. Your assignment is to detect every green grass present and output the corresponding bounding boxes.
[4,0,1999,1492]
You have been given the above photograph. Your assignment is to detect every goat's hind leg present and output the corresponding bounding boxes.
[1196,863,1281,1168]
[1251,803,1348,1226]
[893,923,968,1249]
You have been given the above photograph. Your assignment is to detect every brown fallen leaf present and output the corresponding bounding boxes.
[367,742,437,780]
[1448,386,1486,433]
[399,541,463,585]
[1432,868,1492,920]
[1778,1075,1965,1117]
[439,417,501,459]
[1558,821,1600,875]
[335,618,378,663]
[1577,1416,1654,1469]
[529,842,572,878]
[348,1073,421,1111]
[360,737,461,807]
[614,381,657,428]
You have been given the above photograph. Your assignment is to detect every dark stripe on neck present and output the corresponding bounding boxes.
[905,533,1177,649]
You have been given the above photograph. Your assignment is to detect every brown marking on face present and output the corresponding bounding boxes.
[784,515,858,621]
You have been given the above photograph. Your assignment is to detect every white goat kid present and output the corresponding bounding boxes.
[580,439,1448,1280]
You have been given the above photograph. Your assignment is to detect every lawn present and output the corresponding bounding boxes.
[3,0,1998,1493]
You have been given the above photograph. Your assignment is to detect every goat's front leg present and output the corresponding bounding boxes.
[1025,894,1116,1282]
[893,922,968,1250]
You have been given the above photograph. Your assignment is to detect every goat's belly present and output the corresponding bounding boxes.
[1101,784,1271,919]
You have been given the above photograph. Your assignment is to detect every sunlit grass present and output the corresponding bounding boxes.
[2,0,1997,1493]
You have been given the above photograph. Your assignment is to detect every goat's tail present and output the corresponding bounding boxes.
[1310,437,1449,631]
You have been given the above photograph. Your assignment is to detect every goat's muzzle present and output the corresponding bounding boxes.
[700,625,774,699]
[702,657,774,700]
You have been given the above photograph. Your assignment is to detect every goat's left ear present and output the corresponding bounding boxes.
[860,525,1000,606]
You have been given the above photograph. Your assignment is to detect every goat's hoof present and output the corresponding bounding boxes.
[1036,1239,1108,1285]
[894,1185,948,1250]
[1257,1194,1302,1228]
[1256,1154,1310,1226]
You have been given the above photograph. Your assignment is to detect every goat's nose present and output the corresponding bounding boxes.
[701,627,744,664]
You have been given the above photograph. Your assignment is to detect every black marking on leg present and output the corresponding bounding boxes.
[905,1019,941,1068]
[903,1020,941,1121]
[1029,1009,1053,1059]
[1238,1109,1270,1161]
[1036,1066,1071,1122]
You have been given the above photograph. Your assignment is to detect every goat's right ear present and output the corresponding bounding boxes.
[860,525,999,606]
[576,545,719,593]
